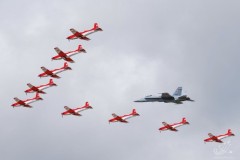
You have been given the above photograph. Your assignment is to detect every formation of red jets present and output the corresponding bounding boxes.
[11,22,235,144]
[11,23,102,114]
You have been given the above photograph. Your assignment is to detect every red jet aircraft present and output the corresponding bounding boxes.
[159,118,189,132]
[51,45,86,63]
[108,109,140,123]
[38,62,72,79]
[61,102,93,117]
[25,79,57,94]
[11,93,43,108]
[204,129,235,143]
[67,23,102,41]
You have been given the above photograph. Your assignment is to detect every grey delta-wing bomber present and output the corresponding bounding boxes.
[134,87,194,104]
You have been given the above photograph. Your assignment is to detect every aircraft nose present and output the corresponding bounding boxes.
[134,98,146,102]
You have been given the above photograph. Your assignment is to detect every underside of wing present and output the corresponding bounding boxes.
[120,119,128,123]
[23,104,32,108]
[51,73,60,78]
[64,56,74,63]
[79,36,90,40]
[170,128,178,131]
[215,139,223,143]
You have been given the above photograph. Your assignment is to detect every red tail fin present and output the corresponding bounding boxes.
[227,129,234,135]
[49,79,57,86]
[182,117,186,123]
[227,129,235,136]
[84,102,92,109]
[35,93,39,98]
[63,62,71,70]
[35,93,42,100]
[94,23,98,29]
[63,62,68,68]
[49,79,53,84]
[227,129,231,133]
[132,109,136,114]
[77,45,86,53]
[93,23,102,31]
[132,109,139,115]
[182,117,189,124]
[77,45,82,51]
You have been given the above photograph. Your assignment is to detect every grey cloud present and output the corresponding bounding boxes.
[0,0,239,159]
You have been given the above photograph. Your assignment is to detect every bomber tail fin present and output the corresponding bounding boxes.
[173,87,182,96]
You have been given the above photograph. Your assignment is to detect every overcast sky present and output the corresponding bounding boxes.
[0,0,240,160]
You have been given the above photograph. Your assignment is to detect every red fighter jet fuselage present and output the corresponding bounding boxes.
[38,62,72,79]
[51,45,86,63]
[11,93,43,108]
[67,23,102,41]
[204,129,235,143]
[159,118,189,132]
[25,79,57,94]
[61,102,93,117]
[108,109,140,123]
